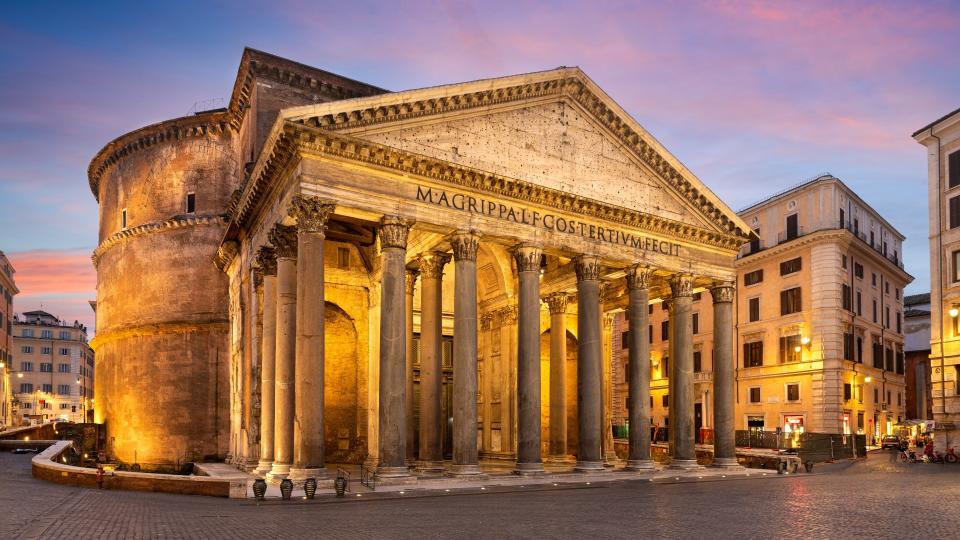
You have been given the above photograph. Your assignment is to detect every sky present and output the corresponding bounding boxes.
[1,0,958,334]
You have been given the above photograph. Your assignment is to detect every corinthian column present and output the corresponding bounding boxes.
[378,216,413,477]
[625,265,655,471]
[416,251,449,474]
[404,268,419,466]
[514,244,544,475]
[543,292,571,461]
[450,231,482,476]
[254,247,278,477]
[288,196,335,481]
[710,282,740,469]
[574,255,605,472]
[669,273,699,470]
[267,224,297,481]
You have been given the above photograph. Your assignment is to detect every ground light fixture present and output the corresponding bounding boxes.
[279,479,293,500]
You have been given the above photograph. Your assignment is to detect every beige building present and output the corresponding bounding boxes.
[89,48,753,477]
[12,311,94,425]
[613,175,912,443]
[915,107,960,450]
[0,251,17,429]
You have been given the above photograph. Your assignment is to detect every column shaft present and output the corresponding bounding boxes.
[451,232,481,475]
[255,248,277,476]
[404,270,418,465]
[515,245,544,474]
[268,225,297,480]
[669,274,698,469]
[575,256,605,472]
[378,217,412,476]
[711,283,738,468]
[544,293,570,458]
[626,265,654,470]
[417,252,448,473]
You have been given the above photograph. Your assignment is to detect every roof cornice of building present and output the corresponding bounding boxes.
[912,106,960,139]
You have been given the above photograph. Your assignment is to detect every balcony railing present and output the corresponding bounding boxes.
[693,371,713,383]
[839,220,904,270]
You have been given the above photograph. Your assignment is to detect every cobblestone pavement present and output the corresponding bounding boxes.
[2,450,958,539]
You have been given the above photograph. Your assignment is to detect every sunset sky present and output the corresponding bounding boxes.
[2,0,958,334]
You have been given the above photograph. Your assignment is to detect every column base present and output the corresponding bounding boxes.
[288,466,329,483]
[447,464,484,477]
[710,457,743,470]
[265,463,292,482]
[376,465,412,478]
[544,454,577,464]
[574,460,606,473]
[625,459,656,471]
[513,462,546,476]
[415,460,445,475]
[253,459,274,477]
[668,459,703,471]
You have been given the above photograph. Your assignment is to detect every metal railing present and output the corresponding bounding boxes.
[839,220,904,269]
[359,463,376,491]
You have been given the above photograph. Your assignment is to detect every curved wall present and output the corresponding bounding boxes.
[91,116,239,466]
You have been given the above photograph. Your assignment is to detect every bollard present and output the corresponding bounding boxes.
[335,475,347,497]
[304,477,318,499]
[280,479,293,501]
[252,478,267,503]
[804,461,813,473]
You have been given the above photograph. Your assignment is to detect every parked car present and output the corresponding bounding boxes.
[880,436,903,450]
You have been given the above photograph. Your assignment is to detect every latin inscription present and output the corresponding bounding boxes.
[416,186,681,256]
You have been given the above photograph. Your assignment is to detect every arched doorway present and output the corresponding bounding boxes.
[324,302,361,463]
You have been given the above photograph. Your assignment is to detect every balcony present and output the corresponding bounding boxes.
[777,226,806,245]
[839,220,904,270]
[693,371,713,383]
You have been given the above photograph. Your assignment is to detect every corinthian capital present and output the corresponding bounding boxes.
[512,244,542,273]
[378,216,413,250]
[268,224,298,259]
[405,269,419,295]
[710,282,736,304]
[449,231,481,261]
[255,245,278,276]
[418,251,450,279]
[625,264,653,291]
[288,195,336,234]
[542,292,571,315]
[668,273,695,298]
[573,255,602,282]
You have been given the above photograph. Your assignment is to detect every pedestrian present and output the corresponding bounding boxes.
[889,444,899,463]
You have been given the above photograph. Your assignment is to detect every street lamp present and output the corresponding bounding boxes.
[77,377,83,423]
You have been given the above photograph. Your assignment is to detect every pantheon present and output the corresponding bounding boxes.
[87,49,751,480]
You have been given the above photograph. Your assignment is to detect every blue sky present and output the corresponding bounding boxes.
[1,0,958,330]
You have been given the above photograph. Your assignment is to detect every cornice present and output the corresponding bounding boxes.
[286,73,751,241]
[230,123,747,252]
[87,111,231,201]
[90,319,230,350]
[91,214,228,266]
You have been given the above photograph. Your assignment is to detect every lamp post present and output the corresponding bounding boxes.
[77,377,83,423]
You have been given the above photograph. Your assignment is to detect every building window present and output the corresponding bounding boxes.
[693,351,702,372]
[60,403,70,410]
[780,257,802,276]
[842,254,848,269]
[121,208,127,230]
[895,288,901,300]
[59,330,70,340]
[20,383,33,393]
[748,297,760,322]
[186,192,196,214]
[885,307,890,328]
[842,285,852,311]
[786,383,800,402]
[856,291,863,315]
[59,348,69,356]
[871,273,877,287]
[779,335,802,363]
[661,320,669,341]
[873,340,883,369]
[662,302,668,311]
[648,304,653,315]
[40,363,52,372]
[21,402,31,410]
[662,394,669,408]
[648,325,653,344]
[41,347,52,355]
[661,355,669,379]
[780,287,802,315]
[857,336,863,363]
[744,269,763,286]
[843,332,854,360]
[950,196,960,229]
[41,330,52,338]
[22,328,34,337]
[337,247,350,269]
[20,361,33,371]
[42,383,52,393]
[21,346,32,354]
[885,347,894,372]
[872,300,878,323]
[785,214,799,240]
[749,387,761,404]
[884,282,890,295]
[844,383,852,401]
[621,330,630,349]
[692,313,699,334]
[854,263,864,279]
[58,363,70,373]
[749,228,761,253]
[950,149,960,188]
[57,384,70,395]
[743,341,763,367]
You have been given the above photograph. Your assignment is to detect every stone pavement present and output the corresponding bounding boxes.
[3,450,959,539]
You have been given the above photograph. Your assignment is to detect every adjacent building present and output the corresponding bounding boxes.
[915,107,960,450]
[0,251,17,429]
[11,311,94,425]
[903,293,932,421]
[613,174,913,443]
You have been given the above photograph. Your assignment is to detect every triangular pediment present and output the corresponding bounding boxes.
[281,68,751,240]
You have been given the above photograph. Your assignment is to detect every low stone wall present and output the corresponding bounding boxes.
[31,441,247,498]
[0,422,62,441]
[0,439,57,451]
[615,439,787,469]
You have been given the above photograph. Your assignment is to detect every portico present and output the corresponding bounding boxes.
[217,68,751,482]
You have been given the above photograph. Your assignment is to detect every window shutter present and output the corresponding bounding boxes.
[950,150,960,188]
[951,196,960,229]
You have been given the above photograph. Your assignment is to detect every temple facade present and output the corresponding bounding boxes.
[89,49,751,477]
